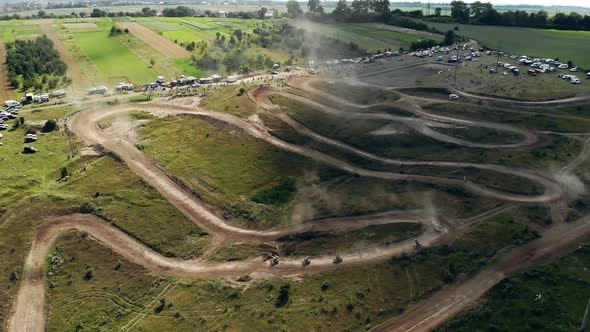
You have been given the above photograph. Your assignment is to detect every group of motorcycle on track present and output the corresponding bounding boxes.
[268,238,424,267]
[268,252,345,267]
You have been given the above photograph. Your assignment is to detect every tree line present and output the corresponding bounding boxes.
[5,36,67,90]
[442,1,590,31]
[189,20,365,74]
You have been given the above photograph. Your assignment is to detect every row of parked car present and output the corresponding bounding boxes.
[0,105,20,132]
[556,73,583,84]
[0,102,38,153]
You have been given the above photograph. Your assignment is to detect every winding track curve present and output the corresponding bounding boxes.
[7,69,587,331]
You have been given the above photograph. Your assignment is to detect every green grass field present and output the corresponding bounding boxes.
[437,245,590,332]
[424,22,590,68]
[290,20,443,51]
[0,22,41,42]
[72,30,157,85]
[42,206,541,331]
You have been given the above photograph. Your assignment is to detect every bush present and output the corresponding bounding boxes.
[275,282,290,307]
[251,178,296,205]
[60,167,68,178]
[42,119,58,132]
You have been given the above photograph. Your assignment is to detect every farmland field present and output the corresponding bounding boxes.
[71,30,157,85]
[424,21,590,68]
[116,22,191,58]
[134,17,269,44]
[290,20,443,51]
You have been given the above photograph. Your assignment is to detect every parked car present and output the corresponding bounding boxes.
[558,63,569,69]
[23,146,38,154]
[449,94,460,100]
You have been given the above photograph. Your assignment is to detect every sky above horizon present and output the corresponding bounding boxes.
[400,0,589,8]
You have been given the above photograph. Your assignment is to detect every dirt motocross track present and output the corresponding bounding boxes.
[6,73,590,332]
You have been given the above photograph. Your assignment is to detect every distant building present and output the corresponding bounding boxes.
[218,11,226,18]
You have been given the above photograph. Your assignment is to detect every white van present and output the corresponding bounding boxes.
[5,100,21,108]
[558,63,569,69]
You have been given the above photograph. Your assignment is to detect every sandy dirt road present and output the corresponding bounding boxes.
[6,213,441,332]
[286,77,538,149]
[70,104,438,242]
[116,22,191,58]
[38,22,85,90]
[250,87,562,204]
[0,42,16,101]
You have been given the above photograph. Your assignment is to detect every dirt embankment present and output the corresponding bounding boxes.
[116,22,191,59]
[0,42,16,101]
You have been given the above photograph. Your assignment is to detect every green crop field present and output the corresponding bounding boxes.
[71,30,157,84]
[0,21,42,42]
[424,21,590,68]
[134,17,271,44]
[290,20,443,51]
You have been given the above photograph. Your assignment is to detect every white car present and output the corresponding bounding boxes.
[449,94,460,100]
[0,124,8,130]
[570,67,579,72]
[571,78,582,84]
[0,133,3,138]
[558,63,569,69]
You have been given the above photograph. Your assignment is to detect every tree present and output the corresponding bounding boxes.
[434,7,442,17]
[450,1,470,23]
[258,7,268,19]
[60,167,69,179]
[444,30,456,45]
[286,0,303,18]
[372,0,391,20]
[150,58,155,67]
[351,0,370,18]
[42,119,58,132]
[275,282,291,307]
[90,8,107,18]
[307,0,321,13]
[332,0,350,19]
[141,7,157,17]
[470,1,484,18]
